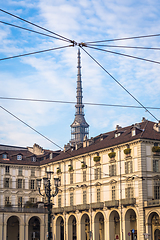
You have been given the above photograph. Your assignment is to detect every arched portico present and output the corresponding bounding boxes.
[147,211,160,240]
[56,216,64,240]
[68,215,77,240]
[125,209,137,240]
[94,212,104,240]
[28,216,40,240]
[80,213,90,240]
[109,210,120,240]
[7,215,20,240]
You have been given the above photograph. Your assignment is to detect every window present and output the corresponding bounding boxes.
[17,155,22,160]
[5,166,9,174]
[4,178,9,188]
[5,196,10,205]
[3,154,8,159]
[125,161,133,174]
[154,180,160,199]
[30,180,35,190]
[18,167,23,176]
[132,129,136,136]
[70,192,74,206]
[83,190,87,204]
[95,167,101,180]
[70,173,73,184]
[18,179,22,189]
[18,197,22,207]
[32,156,36,162]
[109,164,116,176]
[83,170,86,182]
[112,186,116,200]
[58,194,61,207]
[125,184,133,198]
[97,188,101,202]
[31,168,35,176]
[153,160,159,172]
[30,198,36,203]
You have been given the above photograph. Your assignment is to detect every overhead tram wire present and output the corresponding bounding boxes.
[84,33,160,44]
[80,46,159,122]
[0,20,69,42]
[0,9,73,44]
[86,43,160,51]
[0,105,62,150]
[0,96,160,110]
[85,45,160,65]
[0,45,73,61]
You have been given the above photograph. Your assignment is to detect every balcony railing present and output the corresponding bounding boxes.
[91,202,104,209]
[105,200,119,208]
[0,206,47,213]
[144,199,160,207]
[121,198,136,206]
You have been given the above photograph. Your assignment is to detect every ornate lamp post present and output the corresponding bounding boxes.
[37,171,60,240]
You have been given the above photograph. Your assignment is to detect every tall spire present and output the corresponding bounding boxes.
[70,48,89,144]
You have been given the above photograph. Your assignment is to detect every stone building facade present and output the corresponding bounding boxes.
[0,119,160,239]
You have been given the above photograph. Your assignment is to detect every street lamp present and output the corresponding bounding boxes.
[37,171,60,240]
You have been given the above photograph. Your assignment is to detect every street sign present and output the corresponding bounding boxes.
[132,229,135,234]
[128,232,131,236]
[115,234,119,239]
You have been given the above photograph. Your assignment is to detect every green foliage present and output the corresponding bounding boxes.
[124,148,131,155]
[68,166,73,172]
[152,146,160,152]
[24,201,35,208]
[108,152,116,159]
[82,163,86,168]
[57,169,61,174]
[93,156,100,162]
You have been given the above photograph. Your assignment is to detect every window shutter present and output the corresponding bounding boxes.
[23,179,25,189]
[109,166,112,176]
[125,162,127,174]
[125,188,128,198]
[16,179,18,189]
[29,180,31,190]
[114,165,116,176]
[9,178,12,189]
[130,161,133,173]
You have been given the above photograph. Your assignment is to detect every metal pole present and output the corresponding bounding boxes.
[119,148,124,240]
[89,155,92,240]
[48,180,51,240]
[64,162,67,240]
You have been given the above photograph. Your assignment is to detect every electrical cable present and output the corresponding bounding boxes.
[0,105,63,150]
[80,46,159,122]
[86,45,160,65]
[0,44,73,61]
[0,9,72,43]
[84,33,160,44]
[0,20,69,42]
[86,43,160,51]
[0,96,160,110]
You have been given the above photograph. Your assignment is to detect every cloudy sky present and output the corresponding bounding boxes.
[0,0,160,150]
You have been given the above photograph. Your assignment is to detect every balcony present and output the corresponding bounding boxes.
[144,199,160,207]
[121,198,136,206]
[91,202,104,209]
[0,206,47,213]
[76,204,90,211]
[52,207,64,214]
[64,206,76,212]
[105,200,119,208]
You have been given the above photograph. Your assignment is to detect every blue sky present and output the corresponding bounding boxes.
[0,0,160,150]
